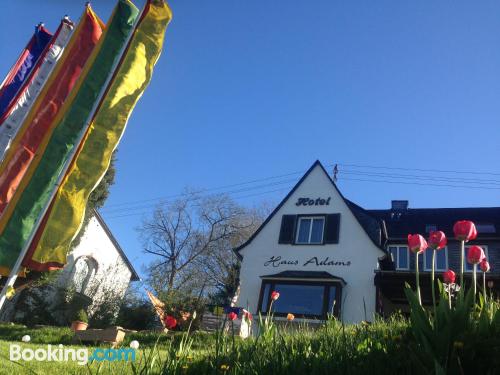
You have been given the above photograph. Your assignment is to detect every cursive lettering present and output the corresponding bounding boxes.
[263,255,351,268]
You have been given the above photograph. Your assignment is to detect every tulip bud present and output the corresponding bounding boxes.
[228,312,237,321]
[242,309,253,322]
[428,231,447,250]
[407,234,428,254]
[287,313,295,321]
[443,270,456,284]
[479,259,490,273]
[271,291,280,301]
[21,335,30,343]
[467,245,485,265]
[453,221,477,242]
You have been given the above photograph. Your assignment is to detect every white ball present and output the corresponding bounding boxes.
[129,340,139,349]
[21,335,30,343]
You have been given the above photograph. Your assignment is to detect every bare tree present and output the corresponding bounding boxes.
[139,192,265,299]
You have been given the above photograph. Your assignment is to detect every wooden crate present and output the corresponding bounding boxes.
[73,326,126,347]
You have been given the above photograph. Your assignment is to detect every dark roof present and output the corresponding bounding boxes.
[367,207,500,240]
[233,161,385,259]
[93,209,140,281]
[344,199,382,246]
[260,270,346,284]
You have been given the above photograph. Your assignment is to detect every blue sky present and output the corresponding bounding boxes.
[2,1,500,279]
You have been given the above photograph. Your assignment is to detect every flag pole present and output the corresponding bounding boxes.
[0,2,144,313]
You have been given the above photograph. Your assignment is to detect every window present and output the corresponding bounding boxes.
[296,217,325,244]
[389,245,409,270]
[424,247,448,271]
[71,256,98,295]
[465,246,488,272]
[476,224,496,234]
[259,280,341,318]
[425,224,437,233]
[279,214,340,245]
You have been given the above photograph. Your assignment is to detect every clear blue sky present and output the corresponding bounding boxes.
[1,1,500,279]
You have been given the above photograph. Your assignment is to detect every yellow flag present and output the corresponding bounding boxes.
[25,0,172,270]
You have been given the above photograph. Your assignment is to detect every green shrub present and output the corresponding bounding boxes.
[73,308,88,323]
[115,302,158,331]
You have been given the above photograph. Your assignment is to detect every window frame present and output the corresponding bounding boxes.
[424,246,448,272]
[295,215,326,245]
[388,245,410,270]
[465,245,489,273]
[257,279,342,319]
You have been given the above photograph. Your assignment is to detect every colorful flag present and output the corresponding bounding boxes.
[0,6,103,224]
[0,25,52,119]
[0,19,75,160]
[0,0,139,276]
[25,0,172,271]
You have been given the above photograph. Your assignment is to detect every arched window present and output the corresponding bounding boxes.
[71,256,98,295]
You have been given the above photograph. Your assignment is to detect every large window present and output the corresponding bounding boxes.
[389,245,409,270]
[296,217,325,244]
[465,246,488,272]
[424,247,448,271]
[259,280,341,319]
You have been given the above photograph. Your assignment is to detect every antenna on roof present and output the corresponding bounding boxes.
[333,164,338,182]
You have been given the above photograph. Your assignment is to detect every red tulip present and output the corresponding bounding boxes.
[467,245,485,265]
[271,291,280,301]
[407,234,428,254]
[443,270,456,284]
[428,231,447,250]
[479,259,490,273]
[164,315,177,330]
[228,312,238,321]
[242,309,253,322]
[453,221,477,242]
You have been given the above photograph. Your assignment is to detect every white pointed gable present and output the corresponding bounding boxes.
[236,161,384,324]
[237,161,384,257]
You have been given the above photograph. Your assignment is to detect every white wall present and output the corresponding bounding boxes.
[237,164,384,324]
[57,216,133,314]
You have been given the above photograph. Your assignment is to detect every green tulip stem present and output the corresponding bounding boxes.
[473,265,477,301]
[431,249,437,324]
[483,272,487,304]
[459,240,464,303]
[448,288,451,309]
[416,252,422,306]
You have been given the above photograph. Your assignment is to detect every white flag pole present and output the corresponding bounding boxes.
[0,3,144,313]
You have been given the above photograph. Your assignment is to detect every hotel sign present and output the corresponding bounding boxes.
[264,255,351,268]
[295,197,331,206]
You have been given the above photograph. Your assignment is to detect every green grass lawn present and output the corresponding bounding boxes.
[0,319,412,375]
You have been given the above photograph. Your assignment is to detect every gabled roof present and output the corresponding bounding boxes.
[367,207,500,240]
[93,209,140,281]
[233,160,385,259]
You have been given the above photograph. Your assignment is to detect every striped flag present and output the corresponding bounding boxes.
[0,25,52,119]
[0,18,75,161]
[24,0,172,271]
[0,6,103,227]
[0,0,139,276]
